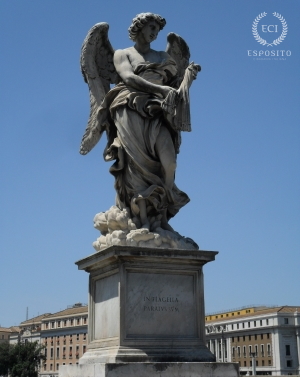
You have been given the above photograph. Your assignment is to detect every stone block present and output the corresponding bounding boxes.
[75,246,218,364]
[59,362,240,377]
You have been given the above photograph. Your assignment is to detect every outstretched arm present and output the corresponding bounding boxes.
[113,49,174,98]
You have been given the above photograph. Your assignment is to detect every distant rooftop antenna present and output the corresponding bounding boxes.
[26,307,28,321]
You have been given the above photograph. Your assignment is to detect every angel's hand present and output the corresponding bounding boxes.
[160,85,178,98]
[190,63,201,80]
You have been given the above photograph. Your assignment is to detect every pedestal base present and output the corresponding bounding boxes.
[59,362,239,377]
[75,246,217,364]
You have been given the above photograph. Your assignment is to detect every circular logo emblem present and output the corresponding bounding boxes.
[252,12,288,46]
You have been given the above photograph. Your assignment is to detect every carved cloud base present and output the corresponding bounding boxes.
[92,206,199,251]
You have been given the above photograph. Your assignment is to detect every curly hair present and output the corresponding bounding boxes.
[128,13,166,41]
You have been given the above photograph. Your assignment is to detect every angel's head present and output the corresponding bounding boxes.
[128,13,166,42]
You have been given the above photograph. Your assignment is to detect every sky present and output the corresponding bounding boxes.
[0,0,299,328]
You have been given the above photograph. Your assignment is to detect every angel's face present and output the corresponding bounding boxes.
[140,21,160,43]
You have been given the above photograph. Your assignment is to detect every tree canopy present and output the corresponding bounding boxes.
[0,341,45,377]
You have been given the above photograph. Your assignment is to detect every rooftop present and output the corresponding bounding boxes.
[20,313,52,325]
[206,305,300,322]
[43,305,88,320]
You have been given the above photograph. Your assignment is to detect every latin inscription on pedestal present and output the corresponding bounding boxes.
[125,270,198,338]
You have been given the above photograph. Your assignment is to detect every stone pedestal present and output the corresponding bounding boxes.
[59,362,239,376]
[59,245,239,376]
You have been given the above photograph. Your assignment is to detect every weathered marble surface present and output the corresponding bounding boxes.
[59,362,239,377]
[93,206,198,251]
[75,246,217,365]
[80,13,200,238]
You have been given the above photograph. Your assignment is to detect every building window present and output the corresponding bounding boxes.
[255,345,258,357]
[237,336,240,342]
[51,322,55,329]
[231,313,234,316]
[50,364,53,370]
[44,364,46,371]
[262,360,265,366]
[231,324,234,330]
[64,320,67,326]
[261,344,264,357]
[232,347,235,357]
[83,333,86,340]
[77,318,80,325]
[261,334,263,340]
[256,360,258,367]
[57,364,59,370]
[250,361,252,367]
[267,344,271,356]
[249,345,252,355]
[284,318,289,325]
[84,317,87,324]
[57,347,59,358]
[249,335,251,341]
[244,361,246,367]
[255,334,257,340]
[70,319,74,326]
[267,333,270,339]
[285,345,291,356]
[287,360,292,367]
[232,337,234,342]
[58,321,61,327]
[70,334,72,344]
[69,346,72,358]
[77,334,79,341]
[237,311,240,315]
[243,346,246,357]
[266,319,269,325]
[254,321,256,327]
[63,347,66,359]
[45,322,49,329]
[237,347,241,358]
[243,336,245,341]
[268,359,271,366]
[83,345,86,353]
[242,322,245,329]
[237,324,239,329]
[260,320,262,326]
[248,322,250,328]
[50,348,53,358]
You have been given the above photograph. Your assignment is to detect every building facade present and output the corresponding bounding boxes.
[0,326,19,344]
[205,306,300,376]
[10,313,51,345]
[40,303,88,377]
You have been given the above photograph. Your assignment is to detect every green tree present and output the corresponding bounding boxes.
[0,341,45,377]
[0,342,11,376]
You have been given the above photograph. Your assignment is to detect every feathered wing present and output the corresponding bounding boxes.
[166,32,191,88]
[80,23,119,155]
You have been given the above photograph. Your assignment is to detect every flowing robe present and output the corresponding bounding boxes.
[98,59,190,221]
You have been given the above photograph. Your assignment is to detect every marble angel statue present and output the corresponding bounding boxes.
[80,13,201,250]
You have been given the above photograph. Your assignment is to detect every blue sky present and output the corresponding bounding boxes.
[0,0,299,327]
